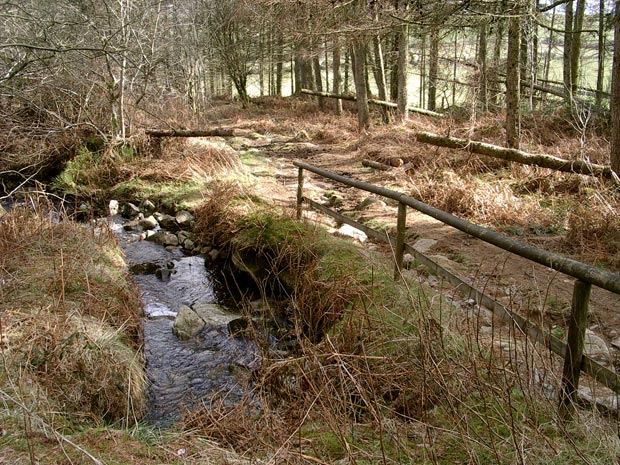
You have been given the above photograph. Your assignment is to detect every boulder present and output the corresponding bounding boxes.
[122,202,141,218]
[154,212,179,231]
[172,305,205,340]
[413,238,437,253]
[140,199,156,214]
[584,329,612,367]
[176,210,194,229]
[108,199,119,216]
[123,217,144,232]
[177,231,192,243]
[139,215,159,230]
[336,224,367,242]
[192,302,238,327]
[147,231,179,247]
[355,197,387,211]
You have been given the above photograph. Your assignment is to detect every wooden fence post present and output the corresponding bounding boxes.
[394,202,407,280]
[296,167,304,221]
[559,279,592,421]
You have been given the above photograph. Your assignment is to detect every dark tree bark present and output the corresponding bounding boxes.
[428,29,439,112]
[372,34,390,122]
[611,0,620,175]
[596,0,606,107]
[478,21,488,111]
[275,33,284,97]
[313,54,325,109]
[506,10,521,149]
[563,0,574,99]
[332,35,343,115]
[352,41,371,130]
[397,22,409,120]
[570,0,587,96]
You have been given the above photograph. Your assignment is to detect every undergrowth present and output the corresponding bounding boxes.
[189,182,620,464]
[0,201,147,463]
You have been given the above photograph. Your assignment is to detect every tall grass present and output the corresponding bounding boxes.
[0,199,146,463]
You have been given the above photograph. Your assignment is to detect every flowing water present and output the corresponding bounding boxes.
[110,218,258,427]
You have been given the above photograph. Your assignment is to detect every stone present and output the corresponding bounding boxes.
[108,199,119,216]
[123,218,144,232]
[172,305,205,341]
[140,230,156,241]
[192,302,238,327]
[323,191,344,207]
[154,212,179,231]
[355,197,387,211]
[336,224,367,242]
[177,231,191,243]
[389,157,404,167]
[611,337,620,350]
[122,202,141,218]
[176,210,194,229]
[413,238,437,253]
[584,329,612,367]
[139,215,159,230]
[183,239,195,251]
[140,199,156,214]
[402,253,416,269]
[144,302,176,320]
[147,231,179,247]
[155,267,176,281]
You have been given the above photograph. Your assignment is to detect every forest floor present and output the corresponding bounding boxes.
[180,97,620,361]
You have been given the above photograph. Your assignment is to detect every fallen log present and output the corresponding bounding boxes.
[300,89,444,119]
[416,131,619,181]
[145,128,236,137]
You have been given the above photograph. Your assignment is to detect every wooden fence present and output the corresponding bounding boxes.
[294,160,620,420]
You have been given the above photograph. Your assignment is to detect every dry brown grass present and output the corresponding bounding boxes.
[0,203,146,425]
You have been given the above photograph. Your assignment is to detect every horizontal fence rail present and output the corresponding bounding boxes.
[293,160,620,420]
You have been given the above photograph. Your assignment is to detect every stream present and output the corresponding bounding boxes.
[109,217,259,427]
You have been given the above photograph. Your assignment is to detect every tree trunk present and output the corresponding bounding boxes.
[352,41,371,130]
[506,11,521,149]
[294,54,302,95]
[419,33,426,108]
[372,34,390,122]
[333,35,343,115]
[428,30,439,112]
[478,22,488,111]
[611,0,620,175]
[543,9,556,105]
[570,0,586,96]
[596,0,606,108]
[491,10,506,108]
[313,54,325,109]
[344,49,351,93]
[276,34,284,97]
[397,22,409,120]
[390,32,399,101]
[563,0,574,100]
